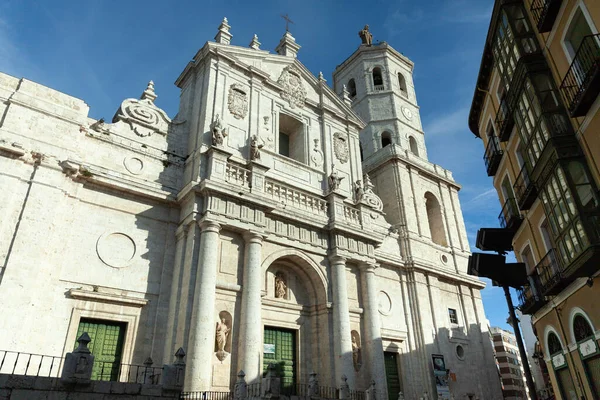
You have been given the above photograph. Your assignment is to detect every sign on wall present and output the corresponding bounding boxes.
[432,354,451,399]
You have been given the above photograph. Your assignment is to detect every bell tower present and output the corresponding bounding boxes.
[333,39,427,161]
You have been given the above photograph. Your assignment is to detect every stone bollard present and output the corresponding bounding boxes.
[366,380,377,400]
[398,392,404,400]
[262,363,280,399]
[339,375,350,400]
[235,370,248,400]
[163,347,186,391]
[308,371,319,398]
[61,332,95,384]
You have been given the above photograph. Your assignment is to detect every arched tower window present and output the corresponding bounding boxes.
[348,79,357,98]
[425,192,447,246]
[409,136,419,156]
[398,73,408,97]
[372,67,384,90]
[381,131,392,148]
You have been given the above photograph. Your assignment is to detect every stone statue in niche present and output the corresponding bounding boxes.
[311,138,324,167]
[328,164,344,192]
[215,311,232,361]
[250,135,264,161]
[351,330,362,371]
[354,180,364,203]
[211,114,228,147]
[358,25,373,45]
[275,272,287,299]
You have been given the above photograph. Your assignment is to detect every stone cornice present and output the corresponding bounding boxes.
[68,288,149,307]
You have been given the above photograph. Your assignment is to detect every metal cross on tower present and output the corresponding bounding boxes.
[281,14,294,32]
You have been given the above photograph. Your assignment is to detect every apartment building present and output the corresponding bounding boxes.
[468,0,600,399]
[492,327,530,399]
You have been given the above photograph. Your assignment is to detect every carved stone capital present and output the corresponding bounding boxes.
[243,230,264,244]
[198,220,221,233]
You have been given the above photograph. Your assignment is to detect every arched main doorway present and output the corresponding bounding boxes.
[261,251,329,392]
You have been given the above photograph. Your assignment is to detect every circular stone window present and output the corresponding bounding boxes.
[456,344,465,360]
[378,291,392,316]
[96,232,136,268]
[441,254,448,264]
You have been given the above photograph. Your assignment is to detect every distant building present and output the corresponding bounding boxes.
[491,327,529,399]
[468,0,600,399]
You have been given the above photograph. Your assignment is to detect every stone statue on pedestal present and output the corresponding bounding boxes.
[211,114,228,146]
[359,25,373,45]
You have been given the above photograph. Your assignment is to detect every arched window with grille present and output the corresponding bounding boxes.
[348,79,357,98]
[572,313,600,396]
[398,73,408,97]
[546,331,577,399]
[372,67,384,90]
[381,131,392,148]
[409,136,419,156]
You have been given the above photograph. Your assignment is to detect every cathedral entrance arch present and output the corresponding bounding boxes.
[261,250,329,387]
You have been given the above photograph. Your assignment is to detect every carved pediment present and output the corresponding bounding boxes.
[112,81,171,137]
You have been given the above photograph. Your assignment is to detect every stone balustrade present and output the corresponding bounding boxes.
[226,162,251,188]
[343,205,361,225]
[265,179,328,217]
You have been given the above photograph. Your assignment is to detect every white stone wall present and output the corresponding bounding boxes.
[0,30,501,400]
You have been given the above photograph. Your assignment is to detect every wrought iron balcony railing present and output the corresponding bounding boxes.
[560,33,600,117]
[530,0,562,33]
[517,274,545,315]
[495,97,514,142]
[536,248,564,295]
[514,164,537,210]
[498,197,522,231]
[484,136,504,176]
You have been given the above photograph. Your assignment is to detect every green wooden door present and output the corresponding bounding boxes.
[75,319,126,381]
[384,352,401,400]
[263,327,296,391]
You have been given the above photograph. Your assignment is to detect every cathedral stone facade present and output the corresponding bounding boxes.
[0,20,501,400]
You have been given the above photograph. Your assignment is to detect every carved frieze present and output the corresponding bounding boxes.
[228,84,248,119]
[278,66,306,108]
[333,132,349,164]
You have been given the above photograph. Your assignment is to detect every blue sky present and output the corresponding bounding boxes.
[0,0,517,331]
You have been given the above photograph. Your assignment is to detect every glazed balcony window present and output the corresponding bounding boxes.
[514,73,571,169]
[492,6,540,88]
[540,162,599,268]
[484,121,503,176]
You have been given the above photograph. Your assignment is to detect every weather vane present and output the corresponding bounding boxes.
[281,13,294,32]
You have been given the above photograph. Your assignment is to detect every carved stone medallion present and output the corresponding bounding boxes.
[333,132,349,164]
[228,84,248,119]
[113,81,170,137]
[278,66,306,108]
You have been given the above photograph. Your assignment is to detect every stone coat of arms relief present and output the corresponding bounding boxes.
[228,84,248,119]
[277,65,306,109]
[333,132,349,164]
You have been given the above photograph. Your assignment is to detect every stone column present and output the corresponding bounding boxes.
[238,231,264,383]
[185,220,221,391]
[330,255,355,387]
[360,263,388,400]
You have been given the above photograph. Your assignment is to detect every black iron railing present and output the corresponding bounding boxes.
[95,361,163,384]
[514,164,536,210]
[530,0,562,33]
[484,136,504,176]
[536,249,563,294]
[0,350,63,378]
[495,97,514,142]
[498,197,522,230]
[180,392,233,400]
[560,33,600,117]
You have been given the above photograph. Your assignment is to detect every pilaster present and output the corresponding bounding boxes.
[185,220,221,391]
[206,146,233,182]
